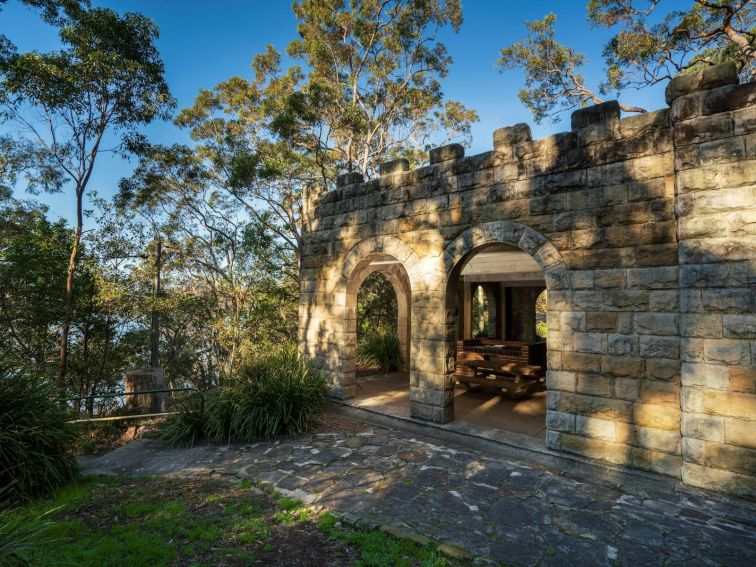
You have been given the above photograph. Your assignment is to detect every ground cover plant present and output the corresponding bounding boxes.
[160,348,328,446]
[357,330,403,373]
[0,375,79,503]
[5,476,464,566]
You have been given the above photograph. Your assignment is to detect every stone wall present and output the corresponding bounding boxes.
[298,63,755,497]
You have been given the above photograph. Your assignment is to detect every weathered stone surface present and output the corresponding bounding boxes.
[299,71,756,497]
[378,158,410,176]
[665,61,738,104]
[429,143,464,164]
[336,171,364,187]
[493,123,532,150]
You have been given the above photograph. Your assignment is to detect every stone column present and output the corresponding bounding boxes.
[670,62,756,498]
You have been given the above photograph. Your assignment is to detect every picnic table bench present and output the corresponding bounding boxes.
[457,360,545,399]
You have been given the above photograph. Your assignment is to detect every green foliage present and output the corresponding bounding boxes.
[7,476,467,566]
[500,2,755,123]
[357,330,402,372]
[589,0,755,88]
[0,375,79,503]
[0,508,49,567]
[471,285,493,339]
[535,321,548,340]
[319,512,460,567]
[498,13,592,124]
[157,392,207,448]
[535,289,547,339]
[357,272,398,338]
[161,348,327,446]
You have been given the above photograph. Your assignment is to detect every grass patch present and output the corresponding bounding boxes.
[6,476,469,566]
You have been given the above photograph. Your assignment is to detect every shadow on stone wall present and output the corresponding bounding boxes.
[299,62,755,498]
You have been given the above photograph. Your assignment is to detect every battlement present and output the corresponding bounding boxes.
[309,62,754,227]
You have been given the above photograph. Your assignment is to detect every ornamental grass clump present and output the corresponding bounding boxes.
[357,329,402,372]
[161,348,327,446]
[0,375,79,503]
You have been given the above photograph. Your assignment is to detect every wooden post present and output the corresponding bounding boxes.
[462,280,472,339]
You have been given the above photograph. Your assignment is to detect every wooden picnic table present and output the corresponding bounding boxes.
[457,359,545,399]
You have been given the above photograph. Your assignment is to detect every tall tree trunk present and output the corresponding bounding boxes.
[150,237,162,368]
[58,186,84,386]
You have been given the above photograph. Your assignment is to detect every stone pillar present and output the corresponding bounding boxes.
[410,287,455,423]
[124,367,168,413]
[670,62,756,498]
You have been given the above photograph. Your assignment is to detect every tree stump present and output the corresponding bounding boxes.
[124,367,168,413]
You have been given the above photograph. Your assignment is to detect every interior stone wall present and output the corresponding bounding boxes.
[298,63,755,497]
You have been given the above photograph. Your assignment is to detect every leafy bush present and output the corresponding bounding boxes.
[158,392,207,448]
[0,376,79,503]
[536,320,548,339]
[161,348,327,446]
[357,330,402,372]
[0,487,56,567]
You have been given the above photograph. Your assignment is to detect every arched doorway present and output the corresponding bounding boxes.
[443,222,568,446]
[344,253,412,413]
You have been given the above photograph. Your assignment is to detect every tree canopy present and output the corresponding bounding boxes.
[499,1,755,123]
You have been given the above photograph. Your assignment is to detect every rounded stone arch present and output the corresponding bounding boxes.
[337,236,420,397]
[339,236,422,292]
[442,221,571,434]
[443,221,569,292]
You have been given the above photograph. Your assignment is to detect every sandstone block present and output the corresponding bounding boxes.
[703,338,751,365]
[608,334,638,356]
[682,413,724,442]
[378,158,410,176]
[614,377,641,401]
[665,61,738,104]
[546,410,575,433]
[561,352,602,373]
[729,366,755,394]
[637,425,680,454]
[645,358,681,381]
[576,415,618,442]
[634,402,681,430]
[704,390,756,419]
[429,144,464,164]
[547,370,577,392]
[682,461,756,498]
[639,336,680,359]
[640,380,679,405]
[576,374,611,397]
[604,356,644,377]
[336,171,364,187]
[722,314,756,338]
[634,312,679,336]
[493,123,532,151]
[681,362,729,390]
[563,392,633,421]
[724,418,756,450]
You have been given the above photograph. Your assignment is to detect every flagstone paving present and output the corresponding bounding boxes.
[83,414,756,566]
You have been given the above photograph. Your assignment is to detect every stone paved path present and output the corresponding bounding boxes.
[83,413,756,566]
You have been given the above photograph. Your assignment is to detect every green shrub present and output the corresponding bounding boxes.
[0,487,55,567]
[357,330,402,372]
[535,320,548,339]
[160,348,327,446]
[0,376,79,503]
[158,392,207,448]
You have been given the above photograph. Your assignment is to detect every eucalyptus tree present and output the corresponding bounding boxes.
[177,0,478,267]
[0,7,174,381]
[119,144,297,383]
[499,1,755,123]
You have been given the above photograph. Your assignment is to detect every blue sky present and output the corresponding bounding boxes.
[3,0,683,223]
